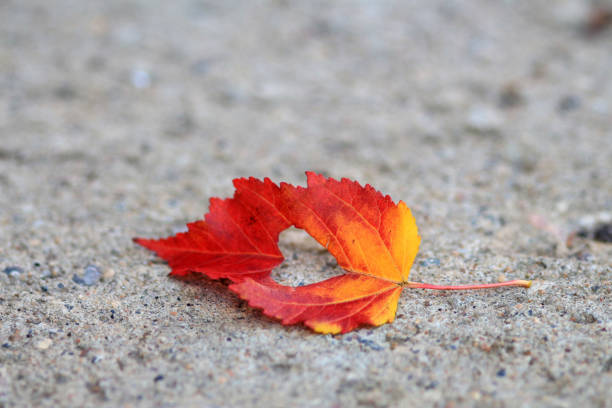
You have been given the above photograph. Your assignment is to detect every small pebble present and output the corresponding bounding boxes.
[36,338,53,350]
[575,251,593,262]
[603,357,612,372]
[419,258,441,267]
[593,223,612,243]
[191,59,211,75]
[424,381,438,390]
[73,265,102,286]
[557,95,580,113]
[466,107,503,134]
[102,268,116,280]
[131,68,151,88]
[355,336,384,351]
[498,83,524,108]
[3,266,23,277]
[53,83,77,100]
[28,239,41,247]
[584,7,612,35]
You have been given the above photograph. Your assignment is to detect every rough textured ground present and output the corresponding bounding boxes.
[1,1,611,407]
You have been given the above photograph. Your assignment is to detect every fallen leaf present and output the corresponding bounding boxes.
[135,172,531,334]
[232,275,402,334]
[135,177,290,282]
[278,172,420,283]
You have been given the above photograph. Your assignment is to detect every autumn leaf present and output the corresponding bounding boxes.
[134,177,290,282]
[279,172,420,283]
[231,275,402,335]
[135,172,531,334]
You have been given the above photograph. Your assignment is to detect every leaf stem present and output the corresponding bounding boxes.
[404,280,532,290]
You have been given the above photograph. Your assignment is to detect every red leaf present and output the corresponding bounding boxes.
[230,275,402,334]
[134,177,290,282]
[135,172,531,334]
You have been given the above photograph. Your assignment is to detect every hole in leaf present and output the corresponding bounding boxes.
[272,227,345,287]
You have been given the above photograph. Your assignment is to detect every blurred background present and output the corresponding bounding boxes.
[1,1,610,223]
[1,1,611,407]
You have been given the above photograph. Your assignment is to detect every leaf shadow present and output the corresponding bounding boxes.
[169,272,319,334]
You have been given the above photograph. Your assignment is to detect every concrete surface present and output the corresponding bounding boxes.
[0,1,611,407]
